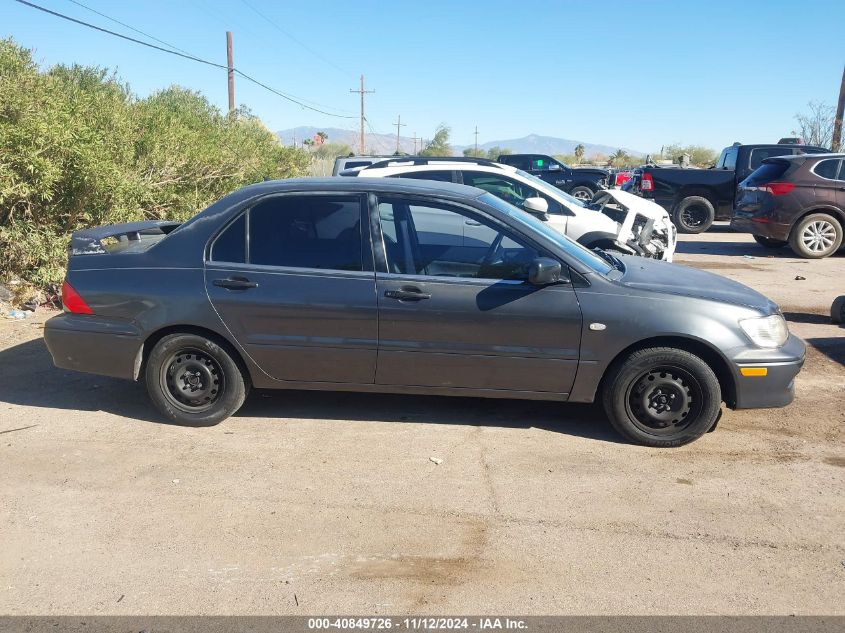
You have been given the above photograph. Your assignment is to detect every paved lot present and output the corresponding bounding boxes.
[1,227,843,615]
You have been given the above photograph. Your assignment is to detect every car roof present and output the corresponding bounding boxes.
[361,161,518,175]
[226,177,489,202]
[763,152,845,163]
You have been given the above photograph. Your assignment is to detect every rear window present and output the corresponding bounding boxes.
[749,147,793,170]
[746,161,790,184]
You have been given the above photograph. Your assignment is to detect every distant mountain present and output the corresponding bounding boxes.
[277,127,643,158]
[277,126,417,155]
[453,134,644,158]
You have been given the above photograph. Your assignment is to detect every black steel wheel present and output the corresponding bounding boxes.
[160,347,224,413]
[145,333,248,426]
[624,365,702,436]
[602,347,721,447]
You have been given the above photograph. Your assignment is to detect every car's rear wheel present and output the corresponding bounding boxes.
[674,196,715,234]
[753,235,787,249]
[602,347,721,447]
[831,295,845,324]
[570,185,594,201]
[145,333,248,426]
[789,213,843,259]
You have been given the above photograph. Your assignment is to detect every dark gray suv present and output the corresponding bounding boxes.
[44,178,804,447]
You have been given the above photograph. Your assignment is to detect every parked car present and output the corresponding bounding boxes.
[44,178,804,447]
[629,142,829,233]
[496,154,609,200]
[352,156,677,261]
[732,153,845,258]
[610,169,633,187]
[332,154,403,176]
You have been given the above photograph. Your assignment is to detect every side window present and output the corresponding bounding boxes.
[749,147,789,170]
[814,159,843,181]
[389,170,453,182]
[723,149,737,170]
[378,197,541,281]
[211,213,246,263]
[248,196,363,271]
[462,171,531,208]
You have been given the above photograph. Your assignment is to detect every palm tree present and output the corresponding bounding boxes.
[574,144,585,165]
[609,148,628,166]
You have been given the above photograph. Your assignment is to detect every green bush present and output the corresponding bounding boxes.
[0,38,309,286]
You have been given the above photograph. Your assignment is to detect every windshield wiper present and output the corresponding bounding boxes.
[593,247,625,272]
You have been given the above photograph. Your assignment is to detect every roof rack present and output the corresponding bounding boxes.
[364,156,505,170]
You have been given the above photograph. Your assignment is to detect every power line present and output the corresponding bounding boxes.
[238,0,347,74]
[66,0,193,56]
[14,0,356,119]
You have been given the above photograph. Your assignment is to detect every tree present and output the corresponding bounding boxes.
[316,131,328,144]
[574,144,585,165]
[419,124,452,156]
[792,101,836,148]
[608,149,629,167]
[463,147,486,158]
[484,146,510,160]
[0,38,309,287]
[657,144,717,167]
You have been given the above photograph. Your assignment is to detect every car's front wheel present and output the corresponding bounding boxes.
[602,347,721,447]
[570,185,594,201]
[145,333,248,426]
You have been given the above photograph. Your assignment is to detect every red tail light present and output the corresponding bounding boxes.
[61,280,93,314]
[761,181,795,196]
[640,172,654,192]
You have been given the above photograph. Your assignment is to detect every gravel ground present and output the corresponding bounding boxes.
[0,227,843,615]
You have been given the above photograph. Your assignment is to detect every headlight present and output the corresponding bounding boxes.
[739,314,789,348]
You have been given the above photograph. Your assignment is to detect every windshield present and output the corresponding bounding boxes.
[478,193,613,275]
[515,169,587,208]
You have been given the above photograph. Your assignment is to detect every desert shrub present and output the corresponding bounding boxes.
[0,38,308,286]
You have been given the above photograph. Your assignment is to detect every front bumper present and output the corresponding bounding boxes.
[44,313,143,380]
[731,334,805,409]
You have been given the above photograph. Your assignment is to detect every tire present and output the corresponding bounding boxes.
[788,213,843,259]
[832,295,845,324]
[601,347,721,447]
[753,235,787,249]
[145,333,248,426]
[673,196,715,234]
[570,185,594,201]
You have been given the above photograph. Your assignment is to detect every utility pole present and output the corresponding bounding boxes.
[226,31,235,114]
[349,75,374,154]
[833,64,845,152]
[393,115,406,153]
[474,126,479,155]
[411,132,419,154]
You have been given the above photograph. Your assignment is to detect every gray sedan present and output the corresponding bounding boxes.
[44,178,805,447]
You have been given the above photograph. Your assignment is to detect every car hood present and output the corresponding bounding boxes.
[572,167,609,175]
[596,189,669,221]
[615,256,776,312]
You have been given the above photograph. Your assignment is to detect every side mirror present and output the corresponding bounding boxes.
[523,197,549,220]
[548,163,562,171]
[528,258,566,286]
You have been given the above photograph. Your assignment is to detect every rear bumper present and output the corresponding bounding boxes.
[44,313,143,380]
[730,211,791,241]
[731,334,805,409]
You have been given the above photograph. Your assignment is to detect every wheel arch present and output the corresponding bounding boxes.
[134,324,253,387]
[599,335,737,408]
[673,188,717,209]
[787,206,845,235]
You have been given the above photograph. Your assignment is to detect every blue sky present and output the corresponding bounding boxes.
[5,0,844,153]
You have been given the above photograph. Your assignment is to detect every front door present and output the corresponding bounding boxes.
[373,196,582,395]
[205,193,377,384]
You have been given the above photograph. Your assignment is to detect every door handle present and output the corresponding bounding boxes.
[213,276,258,290]
[464,219,482,226]
[384,288,431,301]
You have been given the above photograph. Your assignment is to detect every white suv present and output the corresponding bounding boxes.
[351,157,677,261]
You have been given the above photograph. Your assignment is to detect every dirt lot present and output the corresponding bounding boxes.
[1,225,843,615]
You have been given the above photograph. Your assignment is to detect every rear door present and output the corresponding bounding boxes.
[205,193,378,384]
[372,195,582,394]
